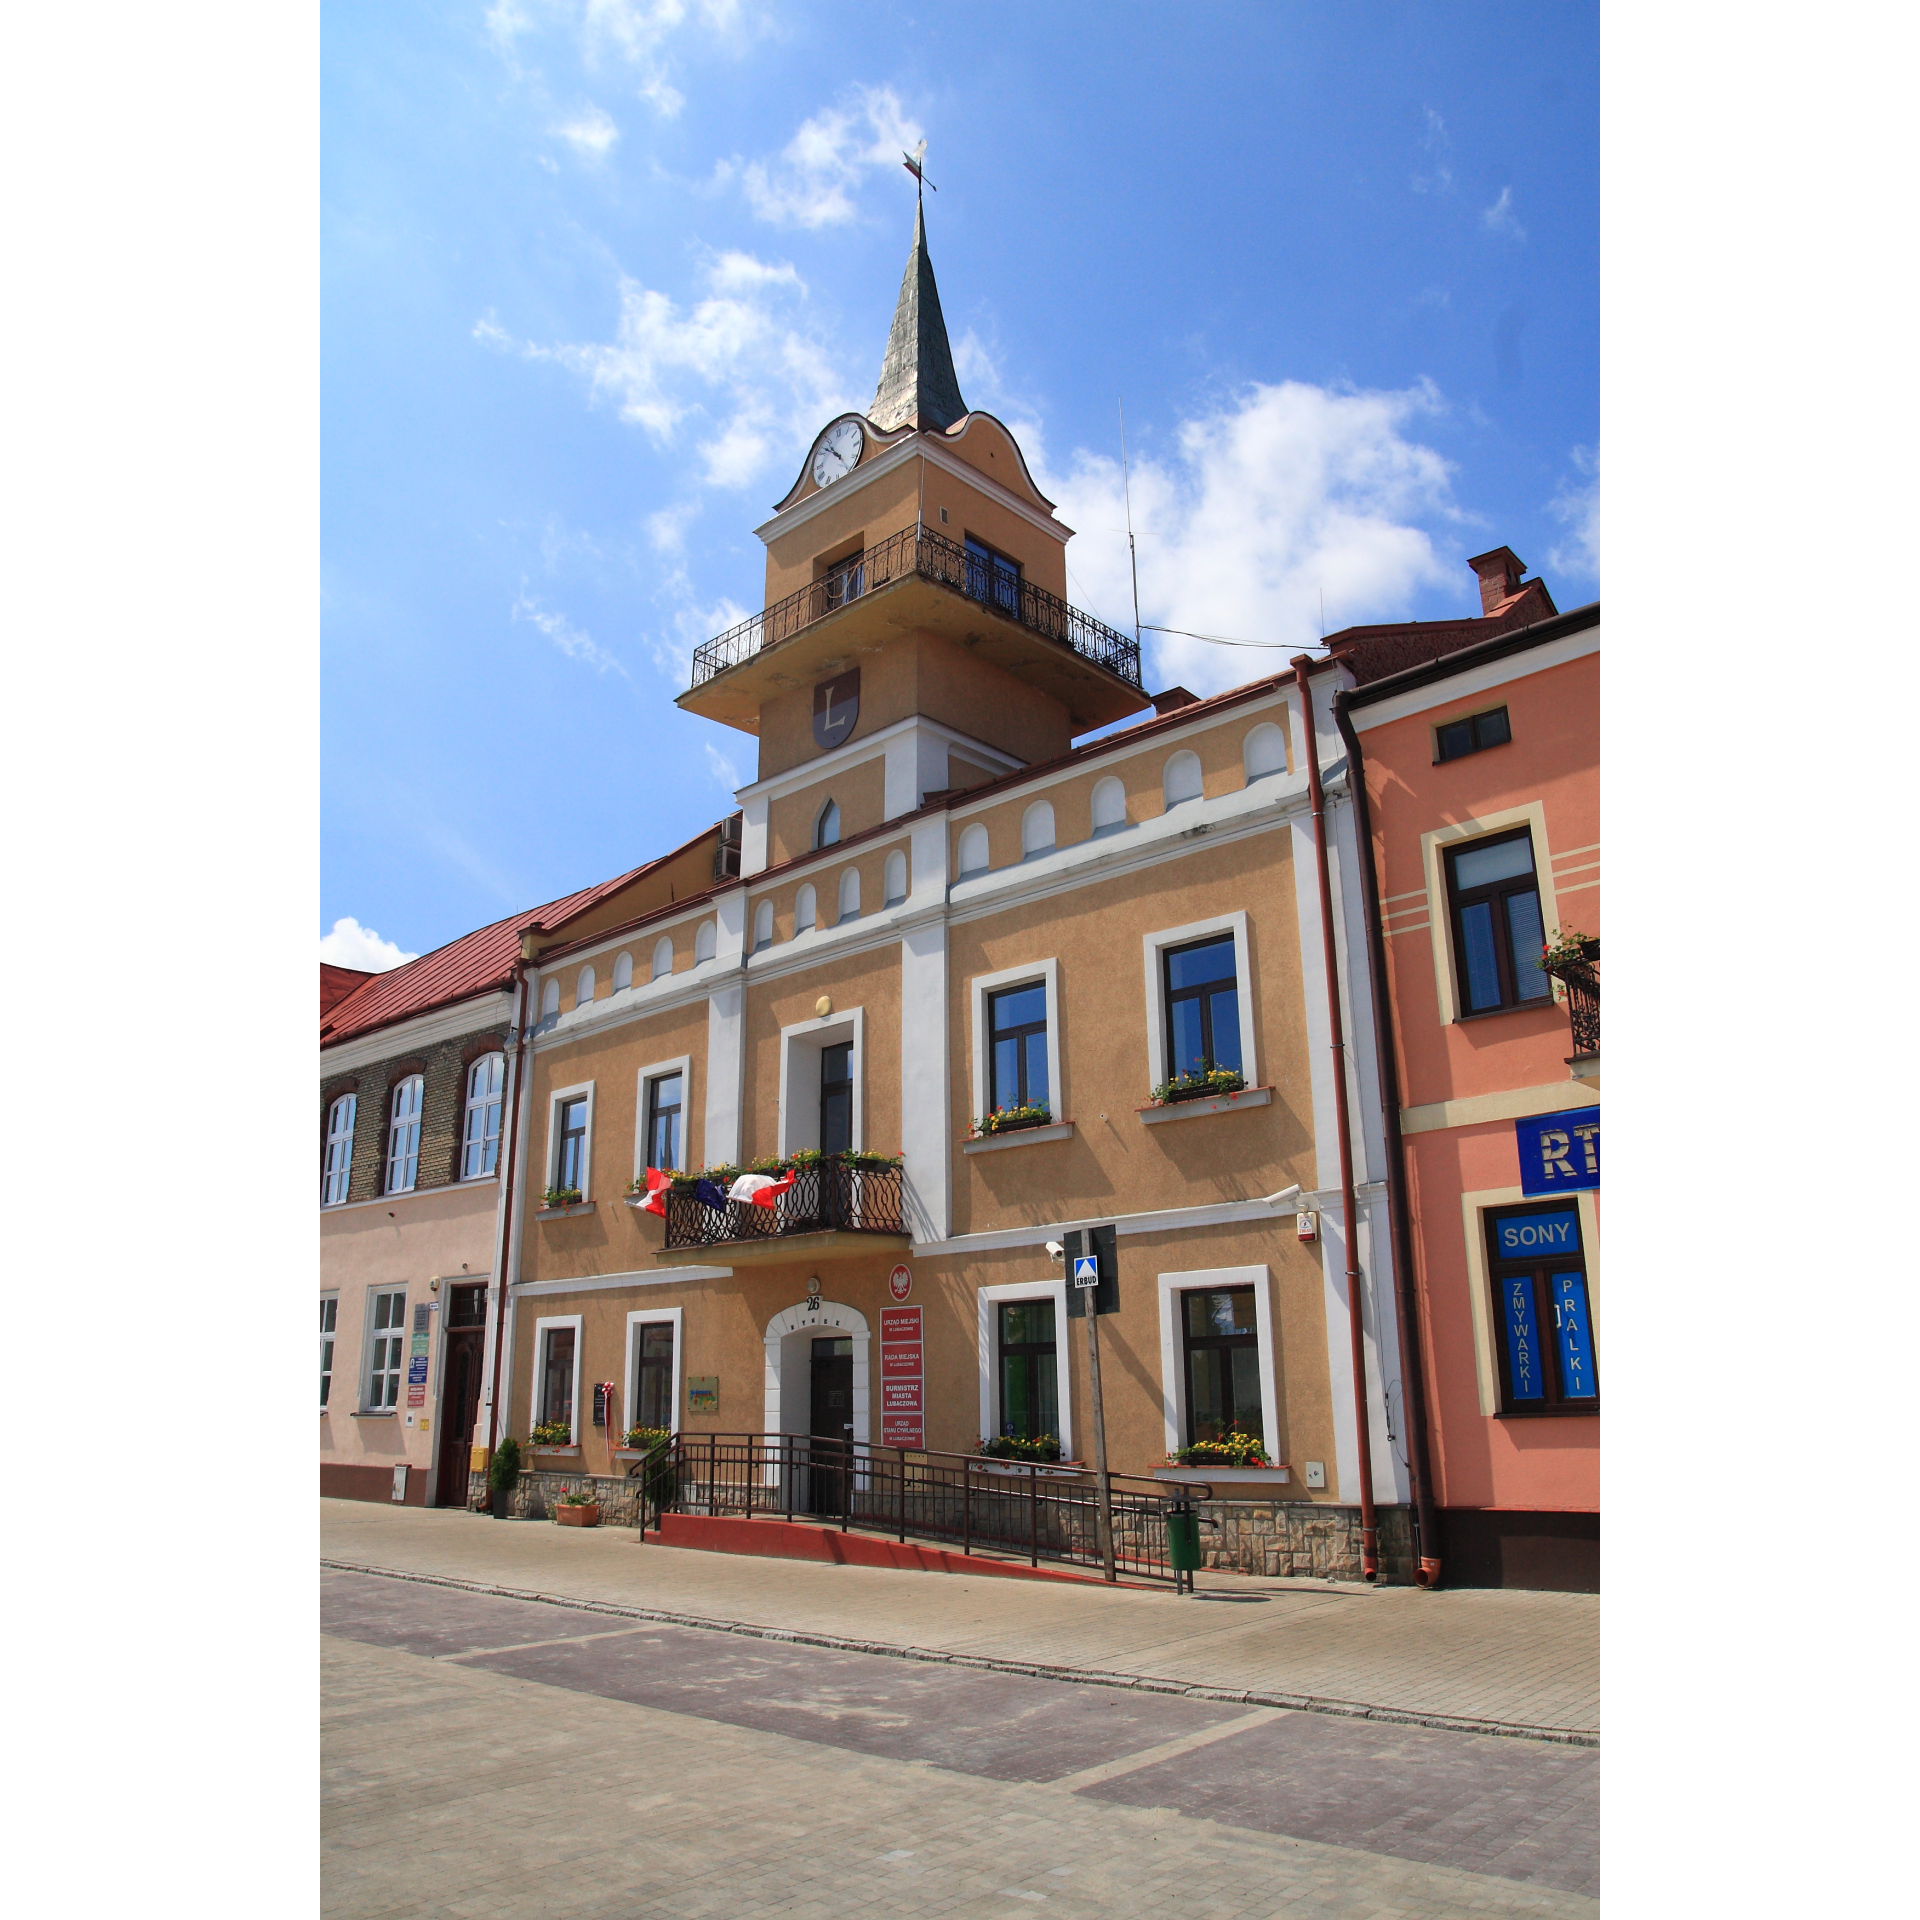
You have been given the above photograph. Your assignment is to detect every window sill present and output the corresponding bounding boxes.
[1154,1465,1292,1487]
[1496,1404,1600,1420]
[1137,1087,1273,1125]
[535,1202,596,1221]
[963,1121,1074,1154]
[351,1411,396,1419]
[528,1443,581,1455]
[1453,1000,1556,1025]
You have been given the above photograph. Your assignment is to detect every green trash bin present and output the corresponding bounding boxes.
[1167,1507,1203,1574]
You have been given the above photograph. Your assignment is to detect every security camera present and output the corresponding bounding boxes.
[1044,1240,1065,1262]
[1262,1184,1302,1210]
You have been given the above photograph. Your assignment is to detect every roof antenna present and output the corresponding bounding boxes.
[1120,399,1142,652]
[1319,585,1325,641]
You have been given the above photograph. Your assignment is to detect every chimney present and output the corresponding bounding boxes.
[1467,546,1527,616]
[1151,687,1199,716]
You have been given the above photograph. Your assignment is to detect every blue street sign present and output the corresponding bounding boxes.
[1515,1105,1599,1196]
[1072,1254,1099,1288]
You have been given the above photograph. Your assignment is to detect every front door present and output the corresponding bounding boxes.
[808,1336,853,1515]
[435,1287,489,1508]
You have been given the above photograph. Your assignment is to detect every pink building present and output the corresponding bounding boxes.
[1334,554,1599,1590]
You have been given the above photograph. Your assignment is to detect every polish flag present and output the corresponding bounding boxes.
[637,1167,672,1217]
[727,1170,798,1209]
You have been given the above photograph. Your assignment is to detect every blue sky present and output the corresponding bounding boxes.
[322,0,1597,969]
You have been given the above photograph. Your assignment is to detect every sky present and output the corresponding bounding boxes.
[322,0,1597,971]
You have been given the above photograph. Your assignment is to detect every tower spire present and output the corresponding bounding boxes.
[868,198,967,434]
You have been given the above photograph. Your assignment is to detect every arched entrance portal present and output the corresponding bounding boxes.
[763,1297,872,1447]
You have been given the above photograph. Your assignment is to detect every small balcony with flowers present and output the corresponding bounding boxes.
[633,1150,910,1265]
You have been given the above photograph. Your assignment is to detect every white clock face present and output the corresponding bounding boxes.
[810,418,865,489]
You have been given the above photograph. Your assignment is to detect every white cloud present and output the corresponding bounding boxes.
[473,313,514,351]
[320,917,417,972]
[1482,187,1527,242]
[718,86,924,228]
[1030,379,1464,696]
[1546,445,1600,582]
[1412,107,1454,195]
[553,103,619,158]
[703,741,744,794]
[512,585,630,675]
[491,1,761,119]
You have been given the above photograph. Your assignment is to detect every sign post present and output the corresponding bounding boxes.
[1065,1226,1118,1582]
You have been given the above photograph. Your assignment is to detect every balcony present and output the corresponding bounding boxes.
[658,1160,910,1265]
[678,523,1147,734]
[1545,938,1599,1065]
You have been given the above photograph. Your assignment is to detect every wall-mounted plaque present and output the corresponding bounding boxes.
[687,1376,719,1414]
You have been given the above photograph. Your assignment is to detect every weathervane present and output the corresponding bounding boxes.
[901,138,936,203]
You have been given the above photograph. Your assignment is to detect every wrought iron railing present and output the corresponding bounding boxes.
[637,1430,1189,1583]
[661,1160,907,1253]
[689,523,1143,693]
[1545,940,1600,1057]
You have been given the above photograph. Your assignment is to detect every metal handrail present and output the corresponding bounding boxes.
[1544,939,1600,1058]
[662,1161,907,1253]
[688,523,1143,693]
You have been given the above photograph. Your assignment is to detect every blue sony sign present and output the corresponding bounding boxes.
[1494,1206,1582,1262]
[1514,1105,1599,1196]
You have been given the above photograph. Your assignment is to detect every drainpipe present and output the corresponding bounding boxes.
[484,957,532,1473]
[1333,688,1443,1589]
[1291,657,1378,1581]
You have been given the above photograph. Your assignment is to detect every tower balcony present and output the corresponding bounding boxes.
[679,523,1146,735]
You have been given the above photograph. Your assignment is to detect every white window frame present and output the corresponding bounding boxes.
[976,1279,1073,1459]
[776,1007,865,1157]
[969,957,1062,1125]
[956,821,989,876]
[385,1075,423,1195]
[794,883,816,933]
[322,1092,355,1206]
[624,1306,684,1438]
[694,919,717,963]
[1418,801,1559,1027]
[1141,911,1258,1091]
[540,976,560,1021]
[634,1055,693,1179]
[612,950,634,991]
[461,1053,505,1181]
[1243,720,1289,783]
[752,899,774,950]
[532,1311,584,1442]
[837,867,860,924]
[1163,748,1204,810]
[320,1294,339,1408]
[1089,774,1127,836]
[1021,799,1056,857]
[1156,1265,1280,1458]
[883,849,907,907]
[363,1286,408,1413]
[548,1080,596,1200]
[651,936,675,981]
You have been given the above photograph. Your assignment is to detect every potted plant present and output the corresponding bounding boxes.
[977,1433,1063,1463]
[541,1186,583,1210]
[1150,1063,1248,1105]
[623,1426,676,1519]
[1540,928,1599,979]
[487,1435,521,1519]
[1167,1425,1272,1468]
[553,1485,601,1527]
[972,1102,1053,1139]
[529,1417,573,1448]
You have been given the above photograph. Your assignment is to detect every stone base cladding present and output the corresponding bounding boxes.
[1194,1501,1416,1584]
[469,1469,652,1528]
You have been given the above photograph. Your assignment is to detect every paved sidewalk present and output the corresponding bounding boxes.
[322,1500,1597,1742]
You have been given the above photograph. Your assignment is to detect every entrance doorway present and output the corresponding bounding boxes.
[435,1286,488,1508]
[808,1335,853,1515]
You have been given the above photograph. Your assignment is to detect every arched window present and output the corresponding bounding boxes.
[540,978,560,1020]
[322,1093,356,1206]
[694,919,716,964]
[752,900,774,951]
[651,936,674,981]
[462,1054,505,1180]
[576,965,595,1008]
[1090,775,1127,835]
[1021,800,1055,858]
[1163,749,1204,810]
[837,868,860,924]
[1243,721,1287,783]
[385,1075,423,1194]
[815,799,841,848]
[612,951,634,992]
[795,884,817,933]
[957,822,989,877]
[883,849,907,907]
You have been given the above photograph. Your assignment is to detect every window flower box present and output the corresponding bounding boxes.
[1150,1066,1248,1106]
[977,1434,1064,1464]
[970,1103,1054,1140]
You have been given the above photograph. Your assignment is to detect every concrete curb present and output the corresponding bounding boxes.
[322,1556,1599,1750]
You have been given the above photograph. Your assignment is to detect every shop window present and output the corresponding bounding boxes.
[365,1288,407,1411]
[1486,1203,1598,1415]
[1446,829,1550,1014]
[540,1326,577,1433]
[634,1323,675,1431]
[645,1071,683,1173]
[988,981,1049,1113]
[385,1076,422,1194]
[1163,934,1243,1077]
[319,1296,338,1407]
[322,1093,356,1206]
[462,1054,504,1180]
[997,1299,1058,1442]
[1182,1288,1263,1445]
[1435,705,1512,764]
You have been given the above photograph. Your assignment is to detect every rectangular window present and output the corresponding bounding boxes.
[1486,1204,1598,1415]
[555,1095,588,1193]
[1446,829,1550,1015]
[819,1042,853,1157]
[462,1054,505,1180]
[988,982,1049,1113]
[646,1072,683,1173]
[541,1325,577,1431]
[964,535,1022,616]
[1181,1288,1263,1446]
[322,1094,356,1206]
[1435,705,1512,764]
[446,1284,488,1330]
[997,1300,1058,1443]
[1163,935,1243,1078]
[385,1076,422,1194]
[365,1289,406,1411]
[823,549,866,609]
[634,1323,675,1431]
[319,1297,338,1407]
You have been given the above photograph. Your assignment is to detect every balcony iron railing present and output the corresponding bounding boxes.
[661,1159,907,1253]
[689,522,1143,693]
[1545,939,1600,1057]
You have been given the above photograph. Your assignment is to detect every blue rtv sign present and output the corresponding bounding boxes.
[1514,1105,1599,1196]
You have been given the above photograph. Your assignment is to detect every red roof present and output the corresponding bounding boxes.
[321,964,374,1018]
[321,858,678,1051]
